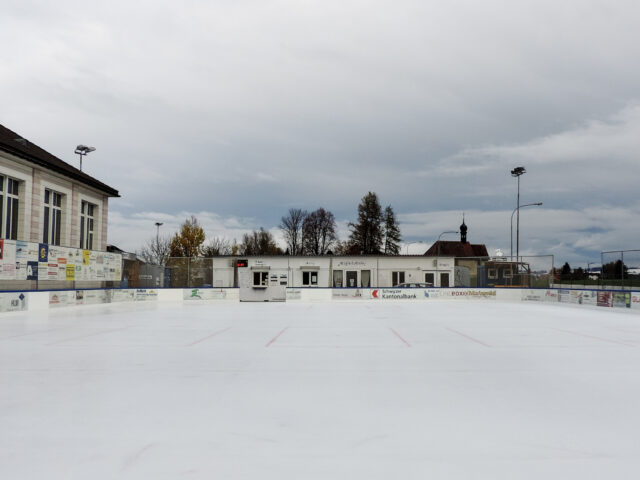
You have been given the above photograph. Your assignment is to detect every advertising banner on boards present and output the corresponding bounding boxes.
[184,288,228,300]
[0,292,28,312]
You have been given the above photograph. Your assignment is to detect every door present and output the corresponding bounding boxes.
[346,271,358,287]
[440,272,450,288]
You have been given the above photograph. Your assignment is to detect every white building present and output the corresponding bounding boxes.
[0,124,119,250]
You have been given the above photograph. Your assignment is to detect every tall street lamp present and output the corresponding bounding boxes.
[511,166,526,263]
[155,222,163,244]
[74,145,96,171]
[436,231,458,287]
[510,202,542,260]
[405,241,424,255]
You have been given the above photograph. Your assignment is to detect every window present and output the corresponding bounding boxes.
[43,189,63,245]
[0,175,20,240]
[503,268,513,279]
[488,268,497,279]
[80,201,96,249]
[253,271,268,287]
[440,272,450,287]
[392,271,405,286]
[333,270,343,287]
[346,271,357,287]
[424,273,435,285]
[302,271,318,286]
[361,270,371,287]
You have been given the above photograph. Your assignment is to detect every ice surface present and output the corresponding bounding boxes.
[2,301,640,479]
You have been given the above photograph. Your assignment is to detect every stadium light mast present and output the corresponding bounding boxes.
[74,145,96,171]
[155,222,163,244]
[510,166,526,263]
[510,202,542,261]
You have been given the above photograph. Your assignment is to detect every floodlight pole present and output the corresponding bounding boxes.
[510,166,526,263]
[510,202,542,261]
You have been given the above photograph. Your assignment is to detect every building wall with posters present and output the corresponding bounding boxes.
[0,124,119,289]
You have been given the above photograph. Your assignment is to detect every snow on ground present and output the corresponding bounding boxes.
[1,301,640,479]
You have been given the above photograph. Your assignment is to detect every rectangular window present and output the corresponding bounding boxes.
[346,271,357,287]
[424,273,435,285]
[302,271,318,286]
[80,201,96,249]
[488,268,497,279]
[43,189,62,245]
[392,271,405,286]
[333,270,343,287]
[0,175,20,240]
[361,270,371,287]
[253,271,268,287]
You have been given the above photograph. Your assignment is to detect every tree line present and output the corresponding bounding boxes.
[139,192,402,264]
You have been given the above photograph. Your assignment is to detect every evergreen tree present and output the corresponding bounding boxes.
[383,205,402,255]
[348,192,383,254]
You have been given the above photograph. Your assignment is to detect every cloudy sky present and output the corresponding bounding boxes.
[2,0,639,266]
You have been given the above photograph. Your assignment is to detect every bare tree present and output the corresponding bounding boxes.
[302,208,337,255]
[239,228,282,255]
[280,208,307,255]
[139,235,171,265]
[203,237,232,256]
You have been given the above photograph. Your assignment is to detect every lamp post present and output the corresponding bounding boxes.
[510,202,542,261]
[510,166,526,263]
[405,241,424,255]
[435,231,458,287]
[74,145,96,171]
[154,222,163,265]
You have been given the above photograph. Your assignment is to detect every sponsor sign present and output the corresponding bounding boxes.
[134,289,159,301]
[184,288,228,300]
[65,264,75,281]
[580,290,598,306]
[38,243,48,262]
[443,289,497,299]
[597,291,613,307]
[371,289,419,300]
[522,289,545,302]
[0,292,28,312]
[112,289,136,302]
[82,250,91,265]
[613,292,631,308]
[49,291,76,307]
[332,289,366,299]
[558,289,572,303]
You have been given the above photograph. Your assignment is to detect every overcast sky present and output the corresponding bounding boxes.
[2,0,639,267]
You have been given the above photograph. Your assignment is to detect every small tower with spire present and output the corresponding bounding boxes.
[460,213,468,244]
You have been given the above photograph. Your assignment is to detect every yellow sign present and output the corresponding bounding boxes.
[83,250,90,265]
[66,264,75,281]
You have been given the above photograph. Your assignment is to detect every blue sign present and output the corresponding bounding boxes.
[27,261,38,280]
[38,243,48,262]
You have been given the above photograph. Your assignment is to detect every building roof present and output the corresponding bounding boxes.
[424,240,489,258]
[0,124,119,197]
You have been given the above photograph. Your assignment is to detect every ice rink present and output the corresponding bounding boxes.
[2,300,640,479]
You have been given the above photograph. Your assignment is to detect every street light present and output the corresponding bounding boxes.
[404,241,425,255]
[155,222,163,244]
[510,202,542,260]
[436,231,458,287]
[74,145,96,171]
[511,166,526,263]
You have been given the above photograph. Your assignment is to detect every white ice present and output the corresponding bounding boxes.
[2,301,640,479]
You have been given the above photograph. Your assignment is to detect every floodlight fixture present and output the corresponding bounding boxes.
[74,145,96,171]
